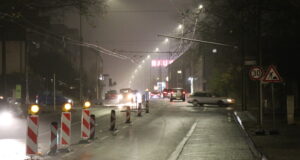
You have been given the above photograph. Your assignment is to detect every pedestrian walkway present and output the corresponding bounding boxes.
[235,110,300,160]
[178,110,254,160]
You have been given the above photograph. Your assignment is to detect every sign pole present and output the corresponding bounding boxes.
[272,83,275,129]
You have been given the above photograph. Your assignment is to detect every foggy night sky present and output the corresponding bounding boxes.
[64,0,196,91]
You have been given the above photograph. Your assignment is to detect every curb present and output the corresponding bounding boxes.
[231,111,268,160]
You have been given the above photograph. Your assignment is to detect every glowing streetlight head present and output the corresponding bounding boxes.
[164,38,169,43]
[155,48,159,52]
[212,48,217,53]
[147,55,151,59]
[178,24,183,30]
[142,60,145,63]
[198,4,203,9]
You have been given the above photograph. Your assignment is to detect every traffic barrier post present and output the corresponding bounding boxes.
[146,100,149,113]
[125,106,131,123]
[81,109,91,140]
[90,114,96,139]
[26,115,39,157]
[60,112,71,150]
[137,103,142,117]
[26,104,40,158]
[110,110,116,131]
[48,122,58,155]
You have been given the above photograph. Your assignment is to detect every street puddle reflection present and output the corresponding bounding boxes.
[0,139,27,160]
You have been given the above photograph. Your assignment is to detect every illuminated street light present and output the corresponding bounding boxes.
[177,24,183,30]
[147,55,151,59]
[177,70,182,74]
[212,48,217,53]
[198,4,203,9]
[142,60,145,63]
[164,38,169,43]
[155,48,159,52]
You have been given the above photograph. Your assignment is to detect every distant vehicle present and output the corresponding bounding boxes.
[162,88,171,98]
[170,88,186,102]
[187,92,235,107]
[0,96,24,127]
[150,91,161,99]
[118,88,134,105]
[36,94,72,106]
[105,90,118,100]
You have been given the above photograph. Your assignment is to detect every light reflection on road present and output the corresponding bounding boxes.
[0,139,27,160]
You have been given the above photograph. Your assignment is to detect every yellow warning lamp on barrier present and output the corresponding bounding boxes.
[83,101,91,109]
[29,104,40,115]
[63,103,72,112]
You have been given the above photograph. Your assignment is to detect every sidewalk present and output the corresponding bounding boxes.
[235,109,300,160]
[175,110,254,160]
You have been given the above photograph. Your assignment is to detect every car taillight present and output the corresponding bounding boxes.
[182,91,186,94]
[163,92,167,94]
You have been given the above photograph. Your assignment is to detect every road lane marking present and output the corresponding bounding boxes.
[167,122,197,160]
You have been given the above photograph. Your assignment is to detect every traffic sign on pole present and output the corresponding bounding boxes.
[249,66,264,80]
[262,65,283,83]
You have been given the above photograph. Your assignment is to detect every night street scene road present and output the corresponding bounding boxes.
[1,0,300,160]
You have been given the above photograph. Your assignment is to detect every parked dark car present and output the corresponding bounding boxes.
[36,94,72,106]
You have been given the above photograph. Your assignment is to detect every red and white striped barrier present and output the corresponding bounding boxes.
[60,112,71,148]
[90,114,95,139]
[48,122,58,155]
[81,109,90,140]
[26,115,39,156]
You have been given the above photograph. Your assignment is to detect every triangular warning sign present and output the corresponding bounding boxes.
[262,65,283,82]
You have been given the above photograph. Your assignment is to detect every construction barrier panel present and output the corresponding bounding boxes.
[81,109,91,140]
[90,114,96,139]
[60,112,71,148]
[48,121,58,155]
[26,115,39,156]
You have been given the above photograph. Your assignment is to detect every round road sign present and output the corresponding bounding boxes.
[249,66,264,80]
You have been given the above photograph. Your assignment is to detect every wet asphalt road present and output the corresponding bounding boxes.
[0,99,255,160]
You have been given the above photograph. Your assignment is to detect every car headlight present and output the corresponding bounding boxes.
[0,111,14,126]
[127,93,133,99]
[226,98,234,103]
[118,94,123,100]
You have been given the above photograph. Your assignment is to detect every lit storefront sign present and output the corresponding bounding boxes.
[151,60,174,67]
